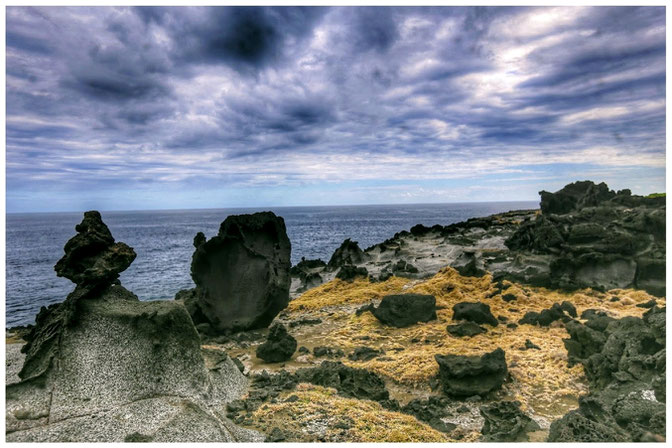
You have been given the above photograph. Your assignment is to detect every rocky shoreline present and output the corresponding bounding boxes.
[5,181,666,442]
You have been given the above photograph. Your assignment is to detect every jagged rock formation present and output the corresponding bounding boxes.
[255,324,297,363]
[518,301,576,327]
[435,348,508,397]
[480,400,540,442]
[6,212,261,442]
[548,306,666,442]
[287,181,665,300]
[370,294,437,328]
[506,181,665,296]
[327,238,367,269]
[183,211,292,333]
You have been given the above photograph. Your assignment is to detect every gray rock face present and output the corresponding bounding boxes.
[188,211,291,333]
[435,348,508,397]
[7,212,261,443]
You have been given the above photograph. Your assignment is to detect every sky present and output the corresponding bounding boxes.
[5,6,666,212]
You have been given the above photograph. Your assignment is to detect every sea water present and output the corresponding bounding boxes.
[6,201,536,327]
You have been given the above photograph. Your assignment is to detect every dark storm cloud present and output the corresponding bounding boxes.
[5,6,667,211]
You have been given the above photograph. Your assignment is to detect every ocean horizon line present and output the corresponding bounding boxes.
[6,199,541,216]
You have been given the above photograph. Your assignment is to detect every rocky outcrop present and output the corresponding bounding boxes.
[371,294,437,328]
[435,348,508,397]
[480,400,540,442]
[327,239,367,269]
[506,181,665,296]
[549,305,666,442]
[518,302,576,327]
[295,361,389,402]
[7,212,261,442]
[401,396,456,434]
[452,302,498,327]
[186,212,292,333]
[255,324,297,363]
[335,265,369,281]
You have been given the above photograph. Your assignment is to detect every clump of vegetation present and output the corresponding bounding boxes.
[646,192,665,198]
[248,383,449,442]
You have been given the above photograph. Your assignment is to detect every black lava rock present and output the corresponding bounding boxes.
[447,322,487,338]
[372,294,437,328]
[256,324,297,363]
[480,400,540,442]
[452,302,498,327]
[435,348,508,397]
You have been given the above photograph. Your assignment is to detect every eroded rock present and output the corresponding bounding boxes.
[435,348,508,397]
[255,324,297,363]
[372,294,437,328]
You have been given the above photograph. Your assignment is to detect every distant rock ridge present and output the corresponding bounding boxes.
[288,180,665,298]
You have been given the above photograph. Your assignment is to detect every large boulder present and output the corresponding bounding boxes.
[372,294,437,328]
[7,212,260,442]
[452,302,498,327]
[434,348,508,397]
[188,212,291,333]
[255,324,297,363]
[539,181,615,215]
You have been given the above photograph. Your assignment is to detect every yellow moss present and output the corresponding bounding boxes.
[282,267,664,419]
[249,383,448,442]
[288,276,410,311]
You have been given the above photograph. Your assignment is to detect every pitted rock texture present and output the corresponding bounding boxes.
[54,210,136,287]
[371,294,437,328]
[435,348,508,397]
[188,211,291,333]
[255,323,297,363]
[479,400,540,442]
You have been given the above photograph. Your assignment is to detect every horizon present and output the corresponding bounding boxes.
[6,6,666,212]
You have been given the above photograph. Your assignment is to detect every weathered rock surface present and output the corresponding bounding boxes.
[452,302,498,327]
[255,324,297,363]
[447,321,487,338]
[401,396,456,434]
[549,305,666,442]
[7,212,261,442]
[327,239,367,269]
[519,302,575,327]
[288,181,665,300]
[371,294,437,328]
[480,400,540,442]
[294,361,390,402]
[335,264,369,281]
[186,212,292,333]
[435,348,508,397]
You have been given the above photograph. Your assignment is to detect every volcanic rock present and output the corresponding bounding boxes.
[452,302,498,327]
[313,346,344,359]
[335,265,368,281]
[295,361,389,402]
[327,239,366,269]
[447,322,487,338]
[480,400,540,442]
[255,324,297,363]
[188,212,291,333]
[519,302,573,327]
[435,348,508,397]
[347,346,383,361]
[372,294,437,328]
[54,211,136,287]
[401,396,456,434]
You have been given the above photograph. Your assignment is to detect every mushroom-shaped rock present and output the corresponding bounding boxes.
[372,294,437,328]
[256,324,297,363]
[189,212,291,333]
[435,348,508,397]
[54,211,136,286]
[452,302,498,327]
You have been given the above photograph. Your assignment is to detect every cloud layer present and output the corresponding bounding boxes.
[6,6,666,212]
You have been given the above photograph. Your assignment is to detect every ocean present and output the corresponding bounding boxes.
[6,201,537,327]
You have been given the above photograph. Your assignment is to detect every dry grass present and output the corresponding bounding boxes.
[249,383,449,442]
[287,267,663,418]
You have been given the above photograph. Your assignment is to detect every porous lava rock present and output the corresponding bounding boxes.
[480,400,540,442]
[7,212,259,442]
[255,324,297,363]
[446,322,487,338]
[452,302,498,327]
[327,239,366,269]
[435,348,508,397]
[372,294,437,328]
[335,265,368,281]
[188,212,291,333]
[295,361,389,402]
